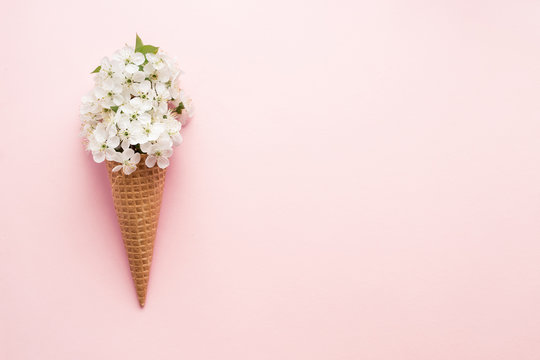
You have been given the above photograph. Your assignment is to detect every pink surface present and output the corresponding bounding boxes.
[2,0,540,359]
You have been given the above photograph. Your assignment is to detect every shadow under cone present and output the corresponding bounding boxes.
[106,155,167,307]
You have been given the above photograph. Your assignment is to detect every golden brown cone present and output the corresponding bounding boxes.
[106,155,167,307]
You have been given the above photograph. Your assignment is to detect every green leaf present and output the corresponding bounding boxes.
[135,33,143,51]
[175,102,185,114]
[134,34,159,55]
[138,45,159,55]
[110,106,119,112]
[91,65,101,74]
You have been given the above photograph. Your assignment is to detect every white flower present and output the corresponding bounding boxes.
[96,57,123,82]
[178,90,194,118]
[143,62,170,83]
[117,120,144,148]
[80,37,193,173]
[145,53,166,70]
[169,83,180,100]
[88,134,120,163]
[111,148,141,175]
[141,121,166,142]
[93,122,116,143]
[144,142,173,169]
[164,118,182,146]
[120,70,145,91]
[95,78,126,108]
[130,81,154,111]
[112,46,145,73]
[117,98,152,128]
[153,82,171,113]
[80,92,99,115]
[173,90,194,126]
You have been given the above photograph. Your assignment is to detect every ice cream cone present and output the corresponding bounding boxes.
[106,155,167,307]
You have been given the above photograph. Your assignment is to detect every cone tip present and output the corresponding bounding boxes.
[137,290,147,307]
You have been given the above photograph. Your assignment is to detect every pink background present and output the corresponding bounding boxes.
[2,0,540,359]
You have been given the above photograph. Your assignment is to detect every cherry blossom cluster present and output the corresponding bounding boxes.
[80,36,193,175]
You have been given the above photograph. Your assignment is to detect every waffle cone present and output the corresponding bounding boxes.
[106,155,167,308]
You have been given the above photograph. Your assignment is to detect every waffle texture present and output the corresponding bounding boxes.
[106,155,167,308]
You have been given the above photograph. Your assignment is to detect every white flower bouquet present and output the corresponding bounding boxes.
[80,35,193,307]
[81,34,193,174]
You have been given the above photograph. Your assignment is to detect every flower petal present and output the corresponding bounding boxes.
[145,53,156,63]
[94,125,107,143]
[105,149,117,160]
[157,156,170,169]
[133,53,145,65]
[123,148,135,159]
[162,149,173,157]
[140,142,153,153]
[132,71,145,82]
[172,133,183,146]
[131,152,141,164]
[139,113,151,124]
[92,151,105,163]
[113,95,125,106]
[145,155,157,168]
[139,80,151,93]
[107,136,120,148]
[124,164,137,175]
[130,97,142,108]
[125,63,138,74]
[121,140,130,150]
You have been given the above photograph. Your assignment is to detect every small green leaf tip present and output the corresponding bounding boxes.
[138,45,159,55]
[134,34,158,54]
[91,65,101,74]
[175,102,185,114]
[135,33,143,51]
